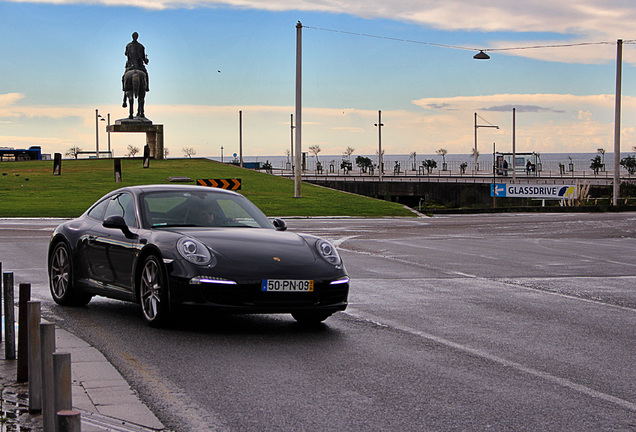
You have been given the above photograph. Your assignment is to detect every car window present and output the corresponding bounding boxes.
[87,198,109,220]
[104,193,137,227]
[141,190,271,228]
[217,199,261,227]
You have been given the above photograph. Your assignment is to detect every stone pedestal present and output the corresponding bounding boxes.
[106,123,164,160]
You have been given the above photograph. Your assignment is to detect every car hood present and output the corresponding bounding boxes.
[174,228,317,265]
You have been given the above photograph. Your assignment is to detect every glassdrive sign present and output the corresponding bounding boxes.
[491,184,577,199]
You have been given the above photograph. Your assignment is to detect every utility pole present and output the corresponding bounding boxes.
[294,21,303,198]
[613,39,623,205]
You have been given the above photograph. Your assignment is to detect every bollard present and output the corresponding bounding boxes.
[53,352,73,432]
[27,301,42,413]
[57,410,81,432]
[40,322,56,432]
[0,262,3,345]
[3,272,16,360]
[17,283,31,382]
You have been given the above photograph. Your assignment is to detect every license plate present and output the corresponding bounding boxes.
[261,279,314,292]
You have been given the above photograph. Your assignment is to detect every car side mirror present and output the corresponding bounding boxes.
[103,215,138,239]
[272,218,287,231]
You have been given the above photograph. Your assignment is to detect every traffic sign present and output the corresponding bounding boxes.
[197,178,242,190]
[491,183,576,199]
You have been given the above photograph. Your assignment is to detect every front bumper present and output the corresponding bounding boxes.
[168,275,349,314]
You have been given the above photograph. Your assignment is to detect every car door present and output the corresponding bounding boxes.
[83,193,138,292]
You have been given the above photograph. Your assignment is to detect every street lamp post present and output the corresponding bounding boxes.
[474,112,498,173]
[95,109,105,158]
[107,113,111,157]
[239,110,243,168]
[374,110,384,181]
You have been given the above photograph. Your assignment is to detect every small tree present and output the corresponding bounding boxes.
[436,148,448,167]
[182,147,196,158]
[66,146,82,159]
[127,145,140,157]
[422,159,437,173]
[164,147,169,159]
[344,146,355,160]
[471,148,480,172]
[308,145,321,163]
[355,156,373,173]
[620,155,636,174]
[597,148,605,165]
[590,155,603,174]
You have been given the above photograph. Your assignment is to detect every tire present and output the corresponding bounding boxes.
[291,311,333,325]
[49,242,92,306]
[138,255,170,327]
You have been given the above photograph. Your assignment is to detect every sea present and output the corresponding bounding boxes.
[209,152,625,174]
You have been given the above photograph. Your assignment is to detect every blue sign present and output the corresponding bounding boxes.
[491,183,576,199]
[491,184,507,197]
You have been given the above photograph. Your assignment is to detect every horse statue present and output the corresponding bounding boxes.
[122,69,147,120]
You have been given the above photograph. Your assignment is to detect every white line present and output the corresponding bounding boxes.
[344,308,636,412]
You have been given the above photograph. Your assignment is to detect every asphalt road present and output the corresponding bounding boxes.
[1,213,635,431]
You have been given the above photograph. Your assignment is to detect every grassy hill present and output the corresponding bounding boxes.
[0,158,415,218]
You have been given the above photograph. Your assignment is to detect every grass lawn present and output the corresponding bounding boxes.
[0,158,415,218]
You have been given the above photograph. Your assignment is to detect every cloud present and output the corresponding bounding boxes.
[481,105,565,114]
[8,0,636,39]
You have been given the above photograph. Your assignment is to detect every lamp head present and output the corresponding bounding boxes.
[473,50,490,60]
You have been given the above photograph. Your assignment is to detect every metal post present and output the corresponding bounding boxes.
[613,39,623,205]
[40,322,56,432]
[474,112,478,173]
[375,110,384,182]
[17,283,31,382]
[54,351,73,429]
[3,272,15,360]
[239,110,243,168]
[107,113,111,156]
[512,108,516,183]
[95,109,100,159]
[27,301,42,413]
[290,113,294,173]
[294,21,303,198]
[492,142,496,209]
[0,262,2,345]
[57,410,81,432]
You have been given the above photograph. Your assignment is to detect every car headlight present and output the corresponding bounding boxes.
[316,239,341,266]
[177,237,215,266]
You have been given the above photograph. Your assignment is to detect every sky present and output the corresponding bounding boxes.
[2,0,636,160]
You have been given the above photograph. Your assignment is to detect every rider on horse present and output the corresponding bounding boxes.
[122,32,149,92]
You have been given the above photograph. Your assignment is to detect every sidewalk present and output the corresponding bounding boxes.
[1,321,168,432]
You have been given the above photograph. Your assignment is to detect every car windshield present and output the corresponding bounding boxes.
[140,190,273,229]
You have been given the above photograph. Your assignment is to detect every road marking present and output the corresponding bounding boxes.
[344,308,636,413]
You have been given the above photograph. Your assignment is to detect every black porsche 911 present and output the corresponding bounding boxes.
[48,184,349,326]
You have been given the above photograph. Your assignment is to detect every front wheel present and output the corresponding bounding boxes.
[49,242,92,306]
[139,255,170,327]
[291,311,333,325]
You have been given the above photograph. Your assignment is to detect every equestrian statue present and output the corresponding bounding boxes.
[122,32,150,121]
